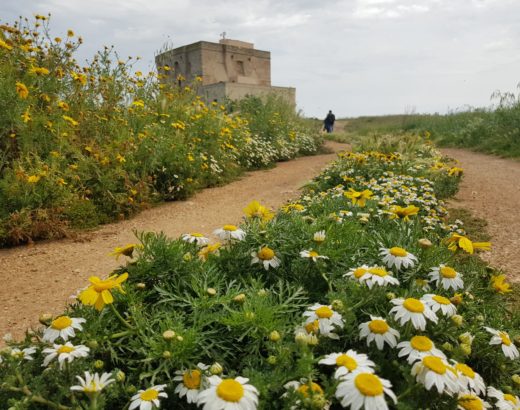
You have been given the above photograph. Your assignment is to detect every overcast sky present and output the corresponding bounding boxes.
[2,0,520,117]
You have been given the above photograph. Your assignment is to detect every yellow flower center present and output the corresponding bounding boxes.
[308,251,319,258]
[458,395,483,410]
[432,295,451,305]
[57,345,75,354]
[297,382,323,398]
[440,266,457,279]
[216,379,244,402]
[499,332,512,346]
[410,336,433,351]
[335,354,358,371]
[258,247,275,260]
[353,268,368,278]
[504,394,518,404]
[389,247,407,257]
[140,389,159,401]
[223,225,238,231]
[315,306,333,319]
[354,373,383,396]
[368,267,388,277]
[368,319,389,334]
[423,356,447,374]
[305,320,319,334]
[455,363,475,379]
[183,369,201,389]
[403,298,425,313]
[191,233,204,237]
[51,316,72,330]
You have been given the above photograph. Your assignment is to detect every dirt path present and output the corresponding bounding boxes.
[0,141,349,340]
[442,148,520,282]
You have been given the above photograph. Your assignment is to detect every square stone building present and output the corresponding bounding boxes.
[155,39,295,106]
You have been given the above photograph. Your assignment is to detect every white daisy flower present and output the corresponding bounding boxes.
[303,303,344,340]
[344,265,371,283]
[182,233,209,246]
[335,371,397,410]
[411,356,459,395]
[130,384,168,410]
[313,230,326,244]
[452,362,486,396]
[421,294,457,317]
[42,316,86,343]
[42,342,90,368]
[70,371,114,394]
[10,347,37,361]
[428,265,464,291]
[213,225,246,242]
[414,278,431,292]
[485,327,519,360]
[359,316,400,350]
[487,386,520,410]
[174,363,209,403]
[300,249,329,262]
[379,247,417,271]
[362,266,400,289]
[397,335,446,364]
[390,297,438,331]
[251,246,281,270]
[197,376,259,410]
[319,350,376,380]
[457,394,491,410]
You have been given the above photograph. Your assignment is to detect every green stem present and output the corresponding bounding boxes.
[89,393,99,410]
[4,386,71,409]
[109,304,134,330]
[110,330,133,339]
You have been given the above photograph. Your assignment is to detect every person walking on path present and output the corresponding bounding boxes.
[323,110,336,133]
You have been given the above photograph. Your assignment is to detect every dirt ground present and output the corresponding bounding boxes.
[1,142,519,342]
[0,141,348,341]
[442,148,520,282]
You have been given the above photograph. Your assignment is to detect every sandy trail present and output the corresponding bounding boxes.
[442,148,520,282]
[0,141,349,340]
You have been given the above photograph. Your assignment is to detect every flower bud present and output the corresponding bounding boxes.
[206,288,217,296]
[39,313,53,326]
[136,282,146,290]
[512,374,520,386]
[126,385,137,394]
[245,312,255,320]
[386,292,396,301]
[162,330,176,341]
[451,315,463,327]
[442,342,453,352]
[87,340,99,349]
[460,343,472,356]
[451,294,463,306]
[267,355,277,365]
[116,370,126,382]
[176,335,184,342]
[458,332,473,345]
[257,289,267,297]
[162,350,171,359]
[183,252,192,262]
[307,334,319,346]
[210,362,223,375]
[233,293,246,303]
[418,238,432,248]
[331,299,344,311]
[94,360,104,369]
[295,331,308,345]
[269,331,281,342]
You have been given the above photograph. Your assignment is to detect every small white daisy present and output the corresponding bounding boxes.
[428,265,464,291]
[397,335,446,364]
[485,327,519,360]
[411,356,459,395]
[487,386,520,410]
[362,266,400,289]
[421,294,457,317]
[303,303,344,340]
[42,342,90,369]
[452,361,486,396]
[344,265,371,283]
[197,376,259,410]
[313,230,326,244]
[174,363,209,404]
[130,384,168,410]
[335,371,397,410]
[300,249,329,262]
[457,394,491,410]
[70,371,114,394]
[251,246,281,270]
[182,233,209,246]
[390,297,438,331]
[213,225,246,242]
[379,246,417,271]
[10,347,37,361]
[319,350,376,379]
[42,316,86,343]
[359,316,400,350]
